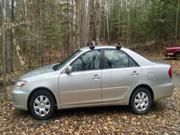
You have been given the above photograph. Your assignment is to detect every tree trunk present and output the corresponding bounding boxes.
[127,0,130,46]
[89,0,97,42]
[1,0,8,100]
[175,0,180,42]
[10,0,15,72]
[106,0,110,44]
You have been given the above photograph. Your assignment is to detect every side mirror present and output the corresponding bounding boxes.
[65,66,72,74]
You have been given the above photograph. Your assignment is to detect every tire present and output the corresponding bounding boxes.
[29,90,55,120]
[129,87,152,115]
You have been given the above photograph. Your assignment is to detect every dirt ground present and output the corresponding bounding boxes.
[0,57,179,135]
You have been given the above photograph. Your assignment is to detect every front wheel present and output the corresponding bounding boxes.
[130,87,152,115]
[29,90,55,120]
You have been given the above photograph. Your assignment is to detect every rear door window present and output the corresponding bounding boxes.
[104,49,138,69]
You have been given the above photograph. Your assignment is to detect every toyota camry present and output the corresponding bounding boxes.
[12,45,174,119]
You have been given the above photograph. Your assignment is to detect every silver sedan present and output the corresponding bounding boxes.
[12,45,174,119]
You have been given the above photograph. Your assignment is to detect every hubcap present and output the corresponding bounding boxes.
[33,95,51,117]
[134,92,149,112]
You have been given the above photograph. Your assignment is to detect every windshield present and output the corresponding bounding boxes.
[53,50,81,71]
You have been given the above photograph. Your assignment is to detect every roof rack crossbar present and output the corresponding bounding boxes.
[87,41,96,50]
[116,42,121,50]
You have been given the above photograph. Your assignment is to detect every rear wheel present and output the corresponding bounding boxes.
[29,90,55,120]
[130,87,152,115]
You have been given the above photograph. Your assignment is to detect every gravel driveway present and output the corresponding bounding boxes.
[0,75,179,135]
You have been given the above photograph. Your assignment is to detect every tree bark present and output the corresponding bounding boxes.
[106,0,110,44]
[1,0,8,100]
[175,0,180,42]
[127,0,130,46]
[89,0,97,42]
[10,0,15,72]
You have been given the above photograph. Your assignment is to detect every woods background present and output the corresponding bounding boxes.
[0,0,180,99]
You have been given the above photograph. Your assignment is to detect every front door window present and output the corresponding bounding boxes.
[71,50,101,72]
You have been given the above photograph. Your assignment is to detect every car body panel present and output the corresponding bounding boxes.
[12,88,30,110]
[101,67,142,104]
[59,70,102,106]
[13,70,61,110]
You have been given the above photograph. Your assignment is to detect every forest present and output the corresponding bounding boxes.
[0,0,180,98]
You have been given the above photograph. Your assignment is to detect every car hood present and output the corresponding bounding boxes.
[20,64,55,80]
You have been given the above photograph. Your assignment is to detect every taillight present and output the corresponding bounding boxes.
[168,66,172,78]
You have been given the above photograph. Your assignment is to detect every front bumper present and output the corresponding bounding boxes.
[12,88,30,110]
[154,83,174,101]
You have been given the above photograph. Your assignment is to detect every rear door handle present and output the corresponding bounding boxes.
[131,71,139,76]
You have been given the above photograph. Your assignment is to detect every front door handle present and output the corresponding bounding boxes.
[93,74,101,80]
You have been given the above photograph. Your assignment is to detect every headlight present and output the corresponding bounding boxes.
[16,80,27,88]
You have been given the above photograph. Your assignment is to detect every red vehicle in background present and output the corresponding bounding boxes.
[165,45,180,59]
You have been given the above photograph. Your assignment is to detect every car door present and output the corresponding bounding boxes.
[102,49,142,103]
[59,50,102,106]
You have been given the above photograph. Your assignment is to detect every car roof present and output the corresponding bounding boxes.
[79,45,154,66]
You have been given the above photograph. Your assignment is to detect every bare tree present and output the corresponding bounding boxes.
[1,0,7,99]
